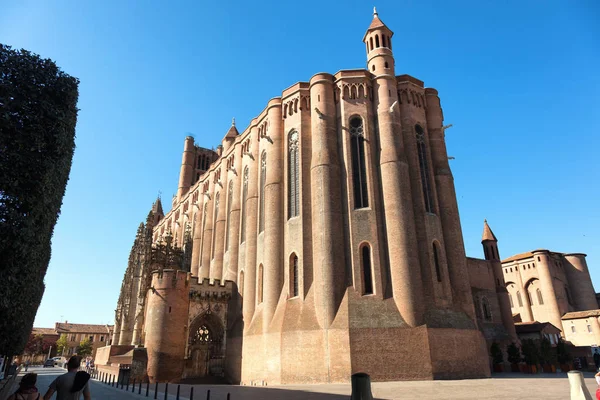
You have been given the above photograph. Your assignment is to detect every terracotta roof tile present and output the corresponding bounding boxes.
[502,251,534,263]
[515,321,561,334]
[562,310,600,320]
[55,323,113,334]
[32,327,59,336]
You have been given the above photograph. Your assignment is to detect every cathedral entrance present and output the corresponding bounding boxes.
[184,311,225,380]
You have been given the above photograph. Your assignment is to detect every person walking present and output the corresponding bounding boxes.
[43,356,91,400]
[8,373,41,400]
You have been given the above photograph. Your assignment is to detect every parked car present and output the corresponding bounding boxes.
[43,359,54,368]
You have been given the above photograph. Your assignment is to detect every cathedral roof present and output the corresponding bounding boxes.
[481,219,497,242]
[502,251,534,263]
[363,8,393,41]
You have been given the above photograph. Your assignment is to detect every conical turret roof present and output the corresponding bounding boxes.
[224,118,239,139]
[152,197,164,217]
[481,219,498,242]
[363,7,393,41]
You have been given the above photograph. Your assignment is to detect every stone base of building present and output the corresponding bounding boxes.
[94,345,148,384]
[239,325,490,385]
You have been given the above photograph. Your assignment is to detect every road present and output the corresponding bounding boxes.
[11,367,600,399]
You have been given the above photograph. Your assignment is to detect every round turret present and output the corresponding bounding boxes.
[145,269,190,383]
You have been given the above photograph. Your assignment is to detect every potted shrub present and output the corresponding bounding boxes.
[490,342,504,372]
[507,342,522,372]
[556,339,572,372]
[521,339,540,374]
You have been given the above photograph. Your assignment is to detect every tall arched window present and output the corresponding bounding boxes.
[259,152,267,233]
[350,116,368,209]
[240,167,248,244]
[199,203,207,263]
[291,254,299,297]
[239,270,245,299]
[375,35,380,48]
[482,297,492,321]
[362,245,373,295]
[226,181,233,250]
[257,264,264,304]
[517,291,523,307]
[433,242,442,282]
[527,290,533,306]
[211,192,220,259]
[415,125,434,213]
[369,37,373,51]
[509,293,514,308]
[288,131,300,218]
[536,288,544,305]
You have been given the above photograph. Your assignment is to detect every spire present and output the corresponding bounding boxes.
[481,219,498,242]
[152,197,164,218]
[363,7,393,42]
[224,118,239,139]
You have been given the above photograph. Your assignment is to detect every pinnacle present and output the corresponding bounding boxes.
[482,219,498,242]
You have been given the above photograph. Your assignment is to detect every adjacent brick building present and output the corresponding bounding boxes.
[55,322,114,358]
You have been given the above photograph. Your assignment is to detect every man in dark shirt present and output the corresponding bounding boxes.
[43,356,91,400]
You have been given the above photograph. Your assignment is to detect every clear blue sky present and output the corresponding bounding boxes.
[1,0,598,328]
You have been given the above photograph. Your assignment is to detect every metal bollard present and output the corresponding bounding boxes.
[139,380,142,394]
[350,373,373,400]
[133,379,136,392]
[126,378,130,391]
[176,385,180,400]
[112,375,115,387]
[154,382,158,399]
[146,380,149,397]
[227,393,230,400]
[190,387,194,400]
[206,389,210,400]
[164,382,168,400]
[121,377,124,390]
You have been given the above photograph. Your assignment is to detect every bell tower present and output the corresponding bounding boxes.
[363,7,395,75]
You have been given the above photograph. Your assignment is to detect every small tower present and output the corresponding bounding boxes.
[363,7,395,75]
[222,118,239,153]
[481,219,499,261]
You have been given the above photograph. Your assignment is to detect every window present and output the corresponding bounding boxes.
[362,245,373,295]
[369,37,373,51]
[211,192,220,259]
[433,242,442,282]
[192,325,211,344]
[536,288,544,305]
[226,181,233,250]
[375,34,380,48]
[509,293,514,308]
[239,270,245,298]
[350,116,368,208]
[527,290,533,305]
[259,152,266,233]
[484,247,489,260]
[482,297,492,321]
[199,203,207,262]
[517,291,523,307]
[288,131,300,218]
[100,336,104,342]
[415,125,434,213]
[240,167,248,243]
[571,326,576,333]
[257,264,264,304]
[71,335,76,341]
[89,336,93,342]
[382,35,386,47]
[291,254,299,297]
[588,325,592,333]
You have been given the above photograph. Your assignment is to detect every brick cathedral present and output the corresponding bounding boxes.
[106,10,598,385]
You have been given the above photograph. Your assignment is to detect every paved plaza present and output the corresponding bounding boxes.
[9,367,599,399]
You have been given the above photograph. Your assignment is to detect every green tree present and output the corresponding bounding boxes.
[490,342,504,364]
[0,44,79,357]
[521,339,540,366]
[539,337,557,365]
[76,338,93,359]
[507,342,522,365]
[56,334,68,356]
